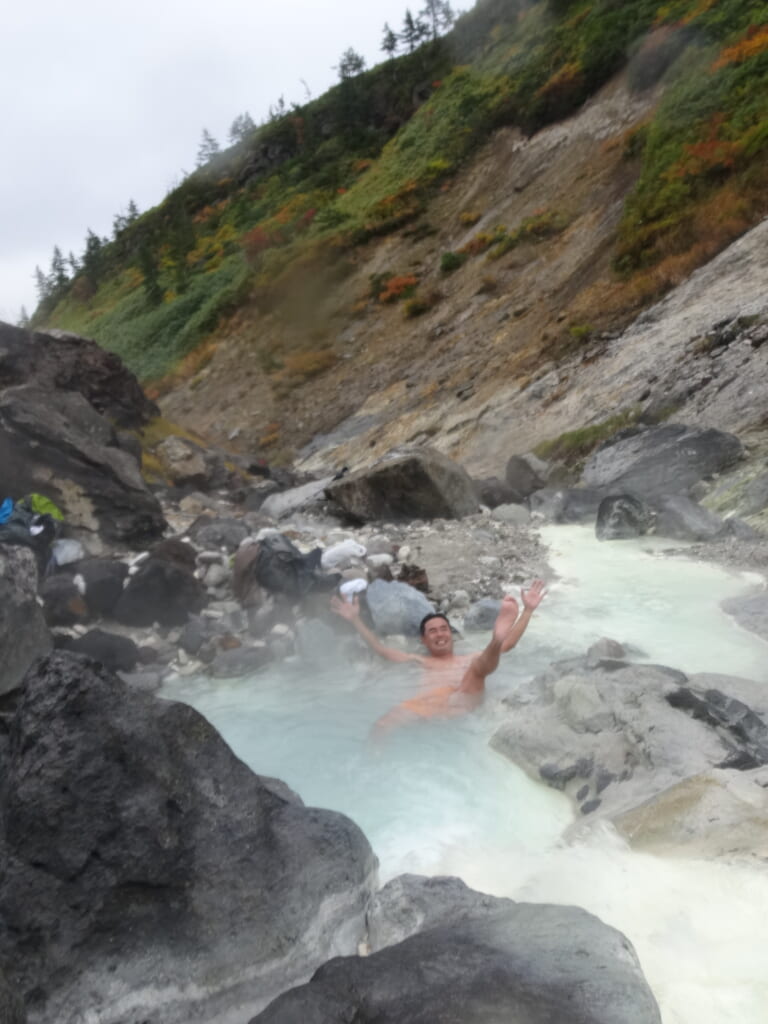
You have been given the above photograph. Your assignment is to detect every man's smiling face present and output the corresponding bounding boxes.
[420,615,454,658]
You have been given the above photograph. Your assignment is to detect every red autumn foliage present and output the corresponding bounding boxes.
[378,274,419,302]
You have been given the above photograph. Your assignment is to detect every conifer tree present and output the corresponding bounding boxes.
[17,306,30,328]
[137,240,163,306]
[401,9,428,52]
[336,47,366,80]
[439,0,455,31]
[112,212,128,237]
[268,96,287,121]
[126,199,140,223]
[196,129,220,167]
[229,112,256,144]
[382,22,398,58]
[49,246,69,292]
[33,266,51,303]
[81,229,104,292]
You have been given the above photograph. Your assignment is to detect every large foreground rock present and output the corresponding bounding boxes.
[0,547,51,696]
[0,652,376,1024]
[0,322,157,429]
[0,385,165,548]
[491,658,768,822]
[252,874,661,1024]
[327,448,479,522]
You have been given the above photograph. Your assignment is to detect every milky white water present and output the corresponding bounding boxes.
[160,525,768,1024]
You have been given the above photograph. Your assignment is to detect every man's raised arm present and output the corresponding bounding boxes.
[331,594,422,664]
[500,579,546,653]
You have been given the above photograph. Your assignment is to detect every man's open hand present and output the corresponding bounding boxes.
[521,579,546,610]
[331,594,360,621]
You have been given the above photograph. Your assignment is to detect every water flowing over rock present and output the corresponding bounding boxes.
[0,652,377,1024]
[326,448,479,523]
[0,547,51,696]
[252,876,662,1024]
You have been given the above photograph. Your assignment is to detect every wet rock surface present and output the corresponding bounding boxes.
[491,659,768,822]
[252,890,662,1024]
[0,652,376,1024]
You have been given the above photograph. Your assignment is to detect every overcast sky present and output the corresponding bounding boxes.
[0,0,430,324]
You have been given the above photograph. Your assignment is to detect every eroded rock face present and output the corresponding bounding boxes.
[252,878,662,1024]
[326,448,479,523]
[0,652,377,1024]
[491,659,768,819]
[0,384,165,548]
[0,547,52,696]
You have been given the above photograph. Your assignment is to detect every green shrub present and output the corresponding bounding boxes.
[440,250,466,273]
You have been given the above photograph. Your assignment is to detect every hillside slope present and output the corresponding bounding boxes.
[34,0,768,474]
[159,74,659,467]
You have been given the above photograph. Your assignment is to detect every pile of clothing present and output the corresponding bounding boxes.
[0,493,63,575]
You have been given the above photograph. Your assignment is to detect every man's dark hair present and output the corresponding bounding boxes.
[419,611,450,636]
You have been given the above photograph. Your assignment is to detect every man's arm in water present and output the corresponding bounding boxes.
[460,580,545,694]
[331,594,423,664]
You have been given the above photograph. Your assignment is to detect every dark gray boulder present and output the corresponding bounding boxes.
[326,448,479,523]
[155,435,231,490]
[187,515,250,553]
[208,643,273,678]
[39,574,89,626]
[0,384,165,547]
[504,454,545,501]
[69,557,130,618]
[596,494,654,540]
[581,424,743,499]
[364,579,434,637]
[652,494,729,541]
[530,486,605,523]
[367,873,504,949]
[472,475,518,509]
[251,886,661,1024]
[0,547,52,696]
[463,597,502,631]
[0,651,376,1023]
[0,321,157,429]
[0,967,25,1024]
[56,628,139,673]
[113,554,208,627]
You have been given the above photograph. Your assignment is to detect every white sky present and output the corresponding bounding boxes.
[0,0,428,324]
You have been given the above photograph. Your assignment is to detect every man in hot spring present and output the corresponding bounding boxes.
[331,580,545,731]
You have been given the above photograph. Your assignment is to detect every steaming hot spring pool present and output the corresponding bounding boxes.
[160,525,768,1024]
